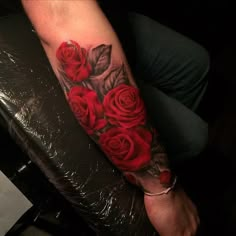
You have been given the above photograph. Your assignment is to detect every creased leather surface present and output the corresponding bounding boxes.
[0,14,157,235]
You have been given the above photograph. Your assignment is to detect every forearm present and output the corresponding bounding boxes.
[21,0,175,194]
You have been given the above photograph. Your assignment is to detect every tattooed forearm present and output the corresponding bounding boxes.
[56,40,175,193]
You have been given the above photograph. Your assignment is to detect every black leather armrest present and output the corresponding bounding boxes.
[0,14,157,235]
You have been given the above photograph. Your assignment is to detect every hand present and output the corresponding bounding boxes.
[144,188,200,236]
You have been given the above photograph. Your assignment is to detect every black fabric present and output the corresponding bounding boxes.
[0,14,156,235]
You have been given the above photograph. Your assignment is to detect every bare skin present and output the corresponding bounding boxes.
[145,188,199,236]
[21,1,199,235]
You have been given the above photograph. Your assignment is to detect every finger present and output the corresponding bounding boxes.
[192,207,200,225]
[197,215,200,225]
[188,201,200,225]
[191,206,200,226]
[189,201,199,216]
[187,209,199,235]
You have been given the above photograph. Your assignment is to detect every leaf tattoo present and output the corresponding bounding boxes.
[103,64,128,95]
[88,44,112,76]
[56,40,173,190]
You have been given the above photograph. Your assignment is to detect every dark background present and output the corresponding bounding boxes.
[1,0,235,130]
[1,1,236,235]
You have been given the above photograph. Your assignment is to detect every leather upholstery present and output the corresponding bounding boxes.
[0,14,157,235]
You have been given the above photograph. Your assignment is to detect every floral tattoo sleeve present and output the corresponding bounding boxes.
[56,40,174,193]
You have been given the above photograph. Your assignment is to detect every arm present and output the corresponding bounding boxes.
[21,1,199,235]
[22,0,171,194]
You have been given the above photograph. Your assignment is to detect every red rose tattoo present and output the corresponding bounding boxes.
[56,40,173,192]
[99,127,152,171]
[103,84,146,128]
[56,40,92,82]
[67,86,107,135]
[159,170,172,185]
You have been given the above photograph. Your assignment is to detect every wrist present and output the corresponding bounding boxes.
[143,176,177,196]
[125,168,176,195]
[124,150,176,194]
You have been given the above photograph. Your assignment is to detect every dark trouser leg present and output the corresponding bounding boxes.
[126,13,209,163]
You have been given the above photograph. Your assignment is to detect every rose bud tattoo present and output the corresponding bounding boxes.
[56,40,175,195]
[56,40,92,82]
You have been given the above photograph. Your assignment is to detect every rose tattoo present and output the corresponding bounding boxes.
[103,84,146,128]
[100,127,152,171]
[67,86,107,135]
[56,40,92,82]
[56,40,173,191]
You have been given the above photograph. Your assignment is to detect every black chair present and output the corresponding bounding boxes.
[0,13,157,236]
